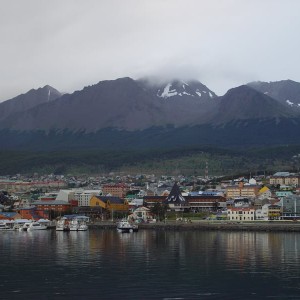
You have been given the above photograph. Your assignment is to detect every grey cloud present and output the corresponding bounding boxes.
[0,0,300,101]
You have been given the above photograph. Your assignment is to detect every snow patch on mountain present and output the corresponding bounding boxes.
[159,83,178,98]
[155,80,216,100]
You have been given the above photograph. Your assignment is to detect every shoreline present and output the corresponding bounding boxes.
[89,220,300,232]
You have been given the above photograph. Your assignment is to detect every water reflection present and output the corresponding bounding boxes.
[1,229,300,299]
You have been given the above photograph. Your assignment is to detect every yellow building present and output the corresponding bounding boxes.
[90,196,129,212]
[258,186,271,199]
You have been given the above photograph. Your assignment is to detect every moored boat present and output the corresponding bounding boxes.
[69,219,79,231]
[28,221,47,231]
[20,222,32,231]
[0,220,15,231]
[117,220,138,233]
[78,220,88,231]
[13,219,32,231]
[69,218,88,231]
[56,218,70,231]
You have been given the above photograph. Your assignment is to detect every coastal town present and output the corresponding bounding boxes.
[0,170,300,228]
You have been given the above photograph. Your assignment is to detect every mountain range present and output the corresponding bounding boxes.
[1,77,300,151]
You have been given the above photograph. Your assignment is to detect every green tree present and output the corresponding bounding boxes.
[150,202,169,221]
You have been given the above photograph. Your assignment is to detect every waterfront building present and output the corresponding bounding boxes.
[227,207,255,221]
[17,206,48,220]
[255,204,271,220]
[32,200,71,217]
[281,195,300,219]
[143,194,226,212]
[187,195,226,211]
[268,204,281,220]
[129,206,154,222]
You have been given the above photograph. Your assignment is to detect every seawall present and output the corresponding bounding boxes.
[89,221,300,232]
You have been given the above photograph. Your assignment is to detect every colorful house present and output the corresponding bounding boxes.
[90,196,129,212]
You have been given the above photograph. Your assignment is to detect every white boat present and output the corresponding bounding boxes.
[0,220,15,231]
[69,219,79,231]
[28,221,47,231]
[13,219,32,231]
[56,218,70,231]
[20,222,32,231]
[117,220,138,233]
[69,218,88,231]
[78,220,88,231]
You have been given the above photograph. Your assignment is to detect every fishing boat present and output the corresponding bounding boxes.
[117,219,138,233]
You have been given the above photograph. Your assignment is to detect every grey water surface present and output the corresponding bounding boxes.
[1,229,300,299]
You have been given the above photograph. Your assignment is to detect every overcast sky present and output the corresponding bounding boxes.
[1,0,300,101]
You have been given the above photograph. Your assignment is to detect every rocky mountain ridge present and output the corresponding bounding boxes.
[1,77,300,150]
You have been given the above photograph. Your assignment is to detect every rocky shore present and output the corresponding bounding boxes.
[89,220,300,232]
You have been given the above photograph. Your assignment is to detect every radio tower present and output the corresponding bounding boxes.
[205,161,208,179]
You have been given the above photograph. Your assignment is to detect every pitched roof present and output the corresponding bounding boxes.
[97,196,124,204]
[259,186,270,194]
[166,182,186,204]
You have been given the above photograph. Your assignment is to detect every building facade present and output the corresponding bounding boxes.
[226,182,260,199]
[227,207,256,221]
[102,184,129,198]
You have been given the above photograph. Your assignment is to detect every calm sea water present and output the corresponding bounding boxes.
[1,229,300,299]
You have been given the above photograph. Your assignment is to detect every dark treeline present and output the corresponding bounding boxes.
[0,144,299,175]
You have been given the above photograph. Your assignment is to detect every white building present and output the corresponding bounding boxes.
[74,189,102,207]
[56,190,75,202]
[227,207,255,221]
[255,204,271,220]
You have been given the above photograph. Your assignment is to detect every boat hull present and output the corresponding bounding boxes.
[117,220,138,233]
[117,227,138,233]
